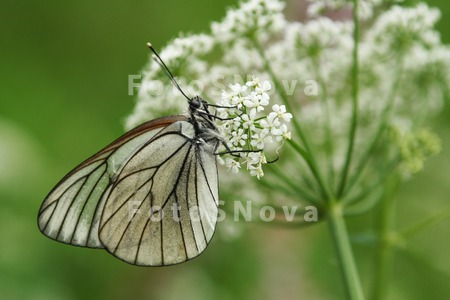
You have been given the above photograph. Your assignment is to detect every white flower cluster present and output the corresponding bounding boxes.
[308,0,389,20]
[212,0,285,43]
[366,3,441,55]
[126,0,449,190]
[216,77,292,179]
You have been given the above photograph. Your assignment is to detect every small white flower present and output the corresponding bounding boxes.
[246,77,261,87]
[255,81,272,94]
[230,128,248,146]
[280,124,291,140]
[221,91,233,103]
[222,83,247,105]
[240,109,258,130]
[243,92,268,112]
[258,93,270,107]
[229,83,247,94]
[231,116,242,130]
[245,151,263,166]
[250,132,273,149]
[272,104,293,122]
[243,93,259,109]
[249,164,264,179]
[225,157,241,173]
[260,112,281,135]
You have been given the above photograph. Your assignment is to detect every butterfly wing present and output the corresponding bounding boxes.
[37,115,187,248]
[98,120,219,266]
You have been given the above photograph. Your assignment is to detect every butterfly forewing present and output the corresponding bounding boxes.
[37,116,187,248]
[98,121,219,266]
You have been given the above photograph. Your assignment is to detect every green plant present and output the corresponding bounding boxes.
[127,0,450,298]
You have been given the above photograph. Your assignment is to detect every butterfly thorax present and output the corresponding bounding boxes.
[188,96,221,150]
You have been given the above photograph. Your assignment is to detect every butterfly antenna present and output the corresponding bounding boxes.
[146,42,191,101]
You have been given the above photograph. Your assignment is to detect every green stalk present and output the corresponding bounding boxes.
[344,158,400,206]
[288,139,332,201]
[327,200,365,300]
[342,62,403,199]
[267,164,319,204]
[371,176,399,300]
[312,57,335,188]
[252,36,333,201]
[337,0,360,197]
[400,207,450,240]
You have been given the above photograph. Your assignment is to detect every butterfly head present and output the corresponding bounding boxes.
[189,96,209,113]
[189,96,216,129]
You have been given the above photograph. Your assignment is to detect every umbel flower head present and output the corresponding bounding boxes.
[216,77,292,179]
[127,0,449,205]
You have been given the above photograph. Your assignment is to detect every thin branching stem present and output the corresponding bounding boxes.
[344,158,400,206]
[371,176,399,300]
[400,207,450,240]
[343,61,404,198]
[312,57,335,188]
[287,139,332,200]
[337,0,360,198]
[265,164,319,204]
[252,37,333,201]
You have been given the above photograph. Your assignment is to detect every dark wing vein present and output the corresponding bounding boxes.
[56,167,106,240]
[69,168,108,244]
[184,160,199,252]
[39,171,92,217]
[100,171,156,231]
[100,140,189,232]
[42,176,88,232]
[112,140,189,190]
[199,155,218,205]
[135,219,150,264]
[116,132,188,175]
[158,144,193,262]
[194,149,207,245]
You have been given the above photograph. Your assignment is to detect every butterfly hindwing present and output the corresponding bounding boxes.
[98,121,219,266]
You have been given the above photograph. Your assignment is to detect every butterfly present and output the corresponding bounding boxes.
[38,43,222,266]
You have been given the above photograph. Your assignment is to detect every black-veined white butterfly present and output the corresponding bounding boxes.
[38,43,223,266]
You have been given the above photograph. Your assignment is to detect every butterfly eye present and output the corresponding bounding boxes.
[190,96,202,109]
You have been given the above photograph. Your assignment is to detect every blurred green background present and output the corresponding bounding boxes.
[1,1,449,299]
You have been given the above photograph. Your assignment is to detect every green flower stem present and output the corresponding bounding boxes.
[327,200,366,300]
[250,36,302,139]
[371,176,399,300]
[288,139,333,201]
[265,164,318,204]
[342,61,404,198]
[252,36,333,201]
[344,158,400,206]
[337,0,360,197]
[400,207,450,240]
[286,135,308,158]
[312,57,335,187]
